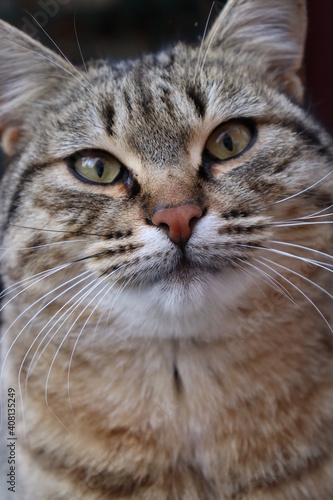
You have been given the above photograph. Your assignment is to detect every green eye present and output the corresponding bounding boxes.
[205,121,253,161]
[72,153,122,184]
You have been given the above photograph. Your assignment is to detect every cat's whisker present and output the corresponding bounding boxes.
[260,256,333,301]
[21,274,99,434]
[271,170,333,207]
[24,11,92,90]
[44,271,120,422]
[3,220,118,238]
[67,281,115,413]
[0,262,74,301]
[254,258,333,334]
[299,203,333,219]
[25,274,100,384]
[237,243,333,274]
[17,272,95,440]
[234,259,277,300]
[198,0,237,79]
[67,265,131,413]
[249,171,333,216]
[265,221,333,228]
[0,270,92,431]
[238,258,295,304]
[73,5,88,74]
[0,239,86,253]
[0,36,93,95]
[0,262,79,312]
[268,240,333,262]
[21,272,95,378]
[194,1,216,85]
[296,211,333,221]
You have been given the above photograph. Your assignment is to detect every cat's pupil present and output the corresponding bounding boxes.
[95,159,105,178]
[223,133,234,152]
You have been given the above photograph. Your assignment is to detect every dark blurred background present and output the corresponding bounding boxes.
[0,0,332,177]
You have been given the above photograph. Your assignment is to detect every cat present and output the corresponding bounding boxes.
[0,0,332,498]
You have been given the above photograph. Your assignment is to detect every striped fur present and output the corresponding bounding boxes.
[0,1,332,498]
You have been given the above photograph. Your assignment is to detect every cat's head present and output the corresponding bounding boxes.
[0,0,332,336]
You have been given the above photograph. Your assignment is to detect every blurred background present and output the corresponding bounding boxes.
[0,0,332,176]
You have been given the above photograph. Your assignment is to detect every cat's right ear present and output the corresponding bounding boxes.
[0,20,75,155]
[203,0,307,103]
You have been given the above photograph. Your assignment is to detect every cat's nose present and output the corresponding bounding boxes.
[152,204,203,246]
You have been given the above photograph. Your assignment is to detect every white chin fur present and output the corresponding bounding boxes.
[101,266,254,341]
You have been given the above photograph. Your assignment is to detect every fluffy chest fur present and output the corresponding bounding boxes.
[0,0,332,498]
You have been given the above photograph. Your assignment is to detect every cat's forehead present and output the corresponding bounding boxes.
[90,46,204,166]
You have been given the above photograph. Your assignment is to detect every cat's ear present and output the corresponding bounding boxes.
[0,20,76,155]
[204,0,307,102]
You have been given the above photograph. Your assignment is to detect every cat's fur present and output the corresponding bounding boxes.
[0,0,333,498]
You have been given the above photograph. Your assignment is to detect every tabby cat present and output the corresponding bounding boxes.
[0,0,332,498]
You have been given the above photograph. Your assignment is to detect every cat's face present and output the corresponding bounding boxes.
[0,0,332,339]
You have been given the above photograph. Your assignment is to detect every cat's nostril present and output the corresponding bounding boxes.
[151,204,203,246]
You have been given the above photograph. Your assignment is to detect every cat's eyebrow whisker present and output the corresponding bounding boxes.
[194,1,216,85]
[253,258,333,335]
[199,0,237,80]
[1,36,93,95]
[24,11,92,90]
[73,6,88,74]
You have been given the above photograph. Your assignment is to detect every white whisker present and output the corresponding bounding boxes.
[237,244,333,274]
[240,258,295,303]
[199,0,236,79]
[261,256,333,301]
[1,36,93,94]
[0,262,74,301]
[272,170,333,206]
[269,240,333,262]
[194,1,216,84]
[25,11,92,89]
[17,272,95,439]
[255,258,332,334]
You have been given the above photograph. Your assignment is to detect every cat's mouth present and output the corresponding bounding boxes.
[150,253,227,287]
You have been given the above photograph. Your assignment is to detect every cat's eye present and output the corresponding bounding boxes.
[205,121,253,161]
[70,152,122,185]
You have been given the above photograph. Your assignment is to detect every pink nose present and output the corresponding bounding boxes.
[152,204,203,246]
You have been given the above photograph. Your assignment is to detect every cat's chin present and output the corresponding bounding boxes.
[123,264,246,318]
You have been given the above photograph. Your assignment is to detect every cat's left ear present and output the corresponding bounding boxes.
[204,0,307,102]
